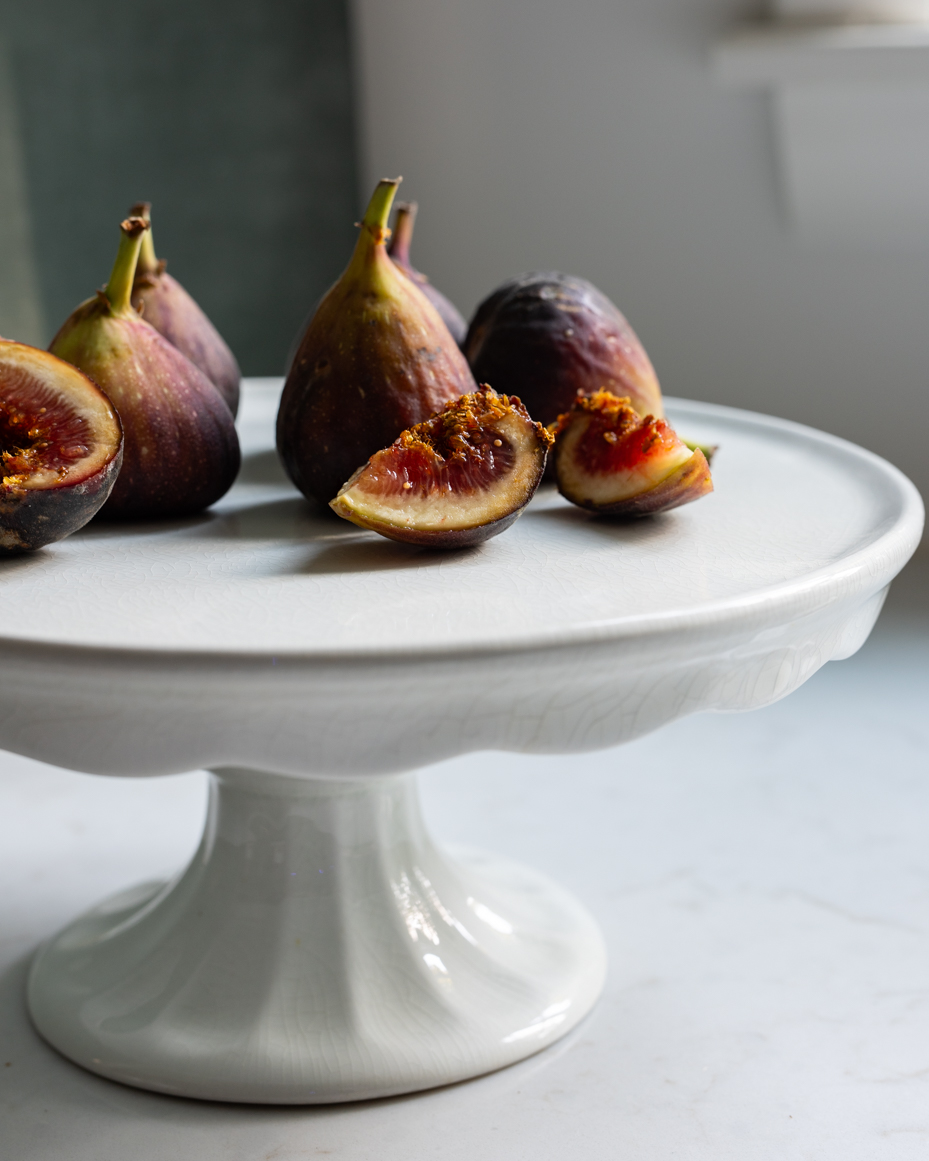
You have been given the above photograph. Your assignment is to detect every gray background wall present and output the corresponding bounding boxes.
[0,0,358,373]
[353,0,929,507]
[3,0,927,508]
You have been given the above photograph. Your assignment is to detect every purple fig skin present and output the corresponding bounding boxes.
[387,202,467,346]
[1,339,123,554]
[339,504,520,549]
[464,272,664,426]
[278,179,477,506]
[129,203,241,416]
[1,451,122,553]
[49,218,240,521]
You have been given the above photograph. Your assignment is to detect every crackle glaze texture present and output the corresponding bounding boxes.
[2,380,922,1103]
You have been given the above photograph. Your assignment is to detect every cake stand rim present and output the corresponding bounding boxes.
[0,394,922,667]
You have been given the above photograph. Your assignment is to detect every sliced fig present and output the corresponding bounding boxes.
[331,386,553,547]
[554,389,712,517]
[1,339,123,554]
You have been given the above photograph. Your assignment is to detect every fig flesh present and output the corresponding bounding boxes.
[554,390,712,517]
[464,272,664,426]
[129,202,241,416]
[50,217,240,521]
[388,202,467,345]
[277,178,477,505]
[331,385,553,547]
[1,339,122,554]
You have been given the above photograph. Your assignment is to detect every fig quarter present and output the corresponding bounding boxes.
[554,389,713,517]
[331,385,553,547]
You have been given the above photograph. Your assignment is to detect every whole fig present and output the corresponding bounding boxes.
[277,178,477,505]
[464,272,663,426]
[50,217,240,520]
[388,202,467,345]
[129,202,241,416]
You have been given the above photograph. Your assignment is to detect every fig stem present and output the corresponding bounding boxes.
[105,218,149,317]
[344,179,402,289]
[128,203,160,277]
[136,225,160,277]
[388,201,418,265]
[360,178,401,245]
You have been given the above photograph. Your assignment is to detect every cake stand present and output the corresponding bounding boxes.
[0,380,921,1104]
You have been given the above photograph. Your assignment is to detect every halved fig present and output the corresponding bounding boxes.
[554,389,712,517]
[1,339,123,554]
[331,385,553,547]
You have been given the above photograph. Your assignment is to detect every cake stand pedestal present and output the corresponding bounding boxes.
[0,380,921,1103]
[28,769,605,1102]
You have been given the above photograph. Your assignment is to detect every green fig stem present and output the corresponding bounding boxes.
[345,178,402,286]
[128,202,160,277]
[361,178,401,241]
[105,217,149,316]
[388,201,417,265]
[136,226,160,277]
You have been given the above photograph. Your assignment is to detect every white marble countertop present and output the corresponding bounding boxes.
[1,560,927,1159]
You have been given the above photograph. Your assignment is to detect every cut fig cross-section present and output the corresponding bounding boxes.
[1,339,123,554]
[554,389,713,517]
[331,385,553,547]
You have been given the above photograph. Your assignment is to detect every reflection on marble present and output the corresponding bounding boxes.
[1,561,927,1157]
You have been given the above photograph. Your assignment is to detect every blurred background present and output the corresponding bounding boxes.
[0,0,358,374]
[1,0,928,506]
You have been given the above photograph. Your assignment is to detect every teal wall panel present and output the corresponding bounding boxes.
[0,0,358,374]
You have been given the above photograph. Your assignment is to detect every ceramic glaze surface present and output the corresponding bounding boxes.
[0,382,919,656]
[28,770,606,1103]
[5,381,922,1104]
[0,380,921,779]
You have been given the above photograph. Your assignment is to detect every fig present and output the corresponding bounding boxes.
[277,178,477,505]
[331,385,552,547]
[464,272,664,426]
[128,202,241,416]
[1,338,122,554]
[49,217,240,521]
[553,389,712,517]
[387,201,467,345]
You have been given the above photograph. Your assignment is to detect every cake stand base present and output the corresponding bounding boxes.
[27,769,606,1103]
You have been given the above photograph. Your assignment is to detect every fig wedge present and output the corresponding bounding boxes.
[1,339,122,554]
[331,386,553,547]
[554,390,712,517]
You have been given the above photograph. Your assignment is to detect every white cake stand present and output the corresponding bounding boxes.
[0,380,921,1104]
